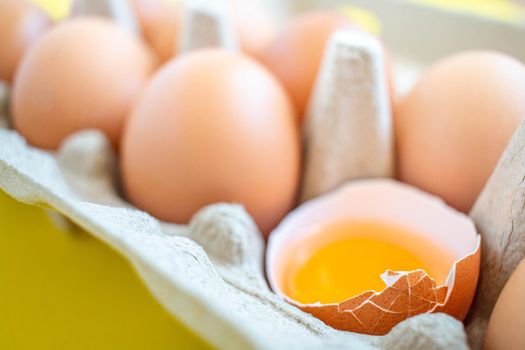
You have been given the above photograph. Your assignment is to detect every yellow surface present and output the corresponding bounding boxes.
[33,0,525,26]
[281,221,455,305]
[30,0,525,24]
[30,0,181,21]
[0,190,212,350]
[410,0,525,23]
[340,6,383,36]
[31,0,72,21]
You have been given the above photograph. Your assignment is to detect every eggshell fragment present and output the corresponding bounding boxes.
[267,179,480,335]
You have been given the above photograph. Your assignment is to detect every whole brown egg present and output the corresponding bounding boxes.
[261,11,354,121]
[0,0,51,83]
[485,259,525,350]
[131,0,181,63]
[12,16,156,150]
[121,49,300,236]
[395,51,525,213]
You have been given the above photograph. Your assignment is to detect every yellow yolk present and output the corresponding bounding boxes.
[280,221,455,305]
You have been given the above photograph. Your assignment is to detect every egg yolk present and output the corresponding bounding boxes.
[280,221,455,305]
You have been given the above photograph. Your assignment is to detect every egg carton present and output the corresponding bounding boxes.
[1,0,525,349]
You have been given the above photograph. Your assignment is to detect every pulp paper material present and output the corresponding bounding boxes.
[301,31,394,202]
[0,0,472,346]
[71,0,140,35]
[178,0,239,53]
[0,84,8,129]
[0,113,468,348]
[466,118,525,349]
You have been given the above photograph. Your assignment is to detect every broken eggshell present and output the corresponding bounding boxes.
[266,179,480,335]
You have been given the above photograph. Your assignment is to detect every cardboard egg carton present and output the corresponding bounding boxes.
[1,0,524,349]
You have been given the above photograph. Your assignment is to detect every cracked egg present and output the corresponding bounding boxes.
[266,179,480,335]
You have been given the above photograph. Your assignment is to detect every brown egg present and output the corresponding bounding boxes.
[131,0,181,63]
[0,0,51,83]
[228,0,275,59]
[12,16,156,150]
[121,49,300,236]
[395,51,525,213]
[131,0,275,63]
[261,11,354,120]
[484,259,525,350]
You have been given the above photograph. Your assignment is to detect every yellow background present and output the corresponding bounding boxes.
[30,0,525,24]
